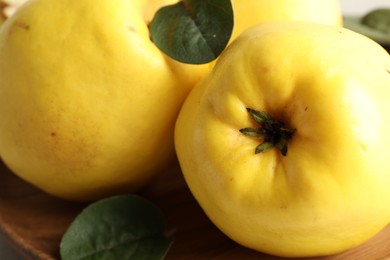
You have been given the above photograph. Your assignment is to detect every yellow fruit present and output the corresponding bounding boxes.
[0,0,211,201]
[0,0,342,202]
[231,0,343,41]
[175,22,390,257]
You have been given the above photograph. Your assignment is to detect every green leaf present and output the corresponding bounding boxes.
[149,0,234,64]
[60,195,173,260]
[343,9,390,46]
[361,9,390,34]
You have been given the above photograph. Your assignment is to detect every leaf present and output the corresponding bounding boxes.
[149,0,234,64]
[361,8,390,34]
[60,195,173,260]
[344,14,390,45]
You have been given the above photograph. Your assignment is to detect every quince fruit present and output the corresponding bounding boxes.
[0,0,210,201]
[175,21,390,257]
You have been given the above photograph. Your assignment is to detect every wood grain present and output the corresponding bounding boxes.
[1,159,390,260]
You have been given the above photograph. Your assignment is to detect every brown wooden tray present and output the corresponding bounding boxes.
[1,159,390,260]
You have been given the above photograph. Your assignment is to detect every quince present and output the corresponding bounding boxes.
[0,0,210,200]
[175,21,390,257]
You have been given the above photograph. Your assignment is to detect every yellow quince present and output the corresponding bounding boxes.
[0,0,210,201]
[175,21,390,257]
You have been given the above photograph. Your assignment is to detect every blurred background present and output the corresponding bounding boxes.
[340,0,390,15]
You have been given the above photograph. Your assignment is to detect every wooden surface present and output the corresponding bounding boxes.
[1,159,390,260]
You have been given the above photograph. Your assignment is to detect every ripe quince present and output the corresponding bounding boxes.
[0,0,211,201]
[175,21,390,257]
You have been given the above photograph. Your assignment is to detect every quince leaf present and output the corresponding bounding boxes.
[60,195,172,260]
[149,0,234,64]
[361,8,390,34]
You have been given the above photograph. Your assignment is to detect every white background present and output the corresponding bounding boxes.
[340,0,390,15]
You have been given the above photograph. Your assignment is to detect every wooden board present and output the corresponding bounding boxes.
[1,159,390,260]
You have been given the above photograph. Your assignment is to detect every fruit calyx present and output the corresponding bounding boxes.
[239,108,295,156]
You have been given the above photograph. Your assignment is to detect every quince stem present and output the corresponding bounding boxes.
[239,108,295,156]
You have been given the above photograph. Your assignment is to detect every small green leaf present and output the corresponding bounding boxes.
[344,9,390,45]
[60,195,173,260]
[149,0,234,64]
[361,9,390,34]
